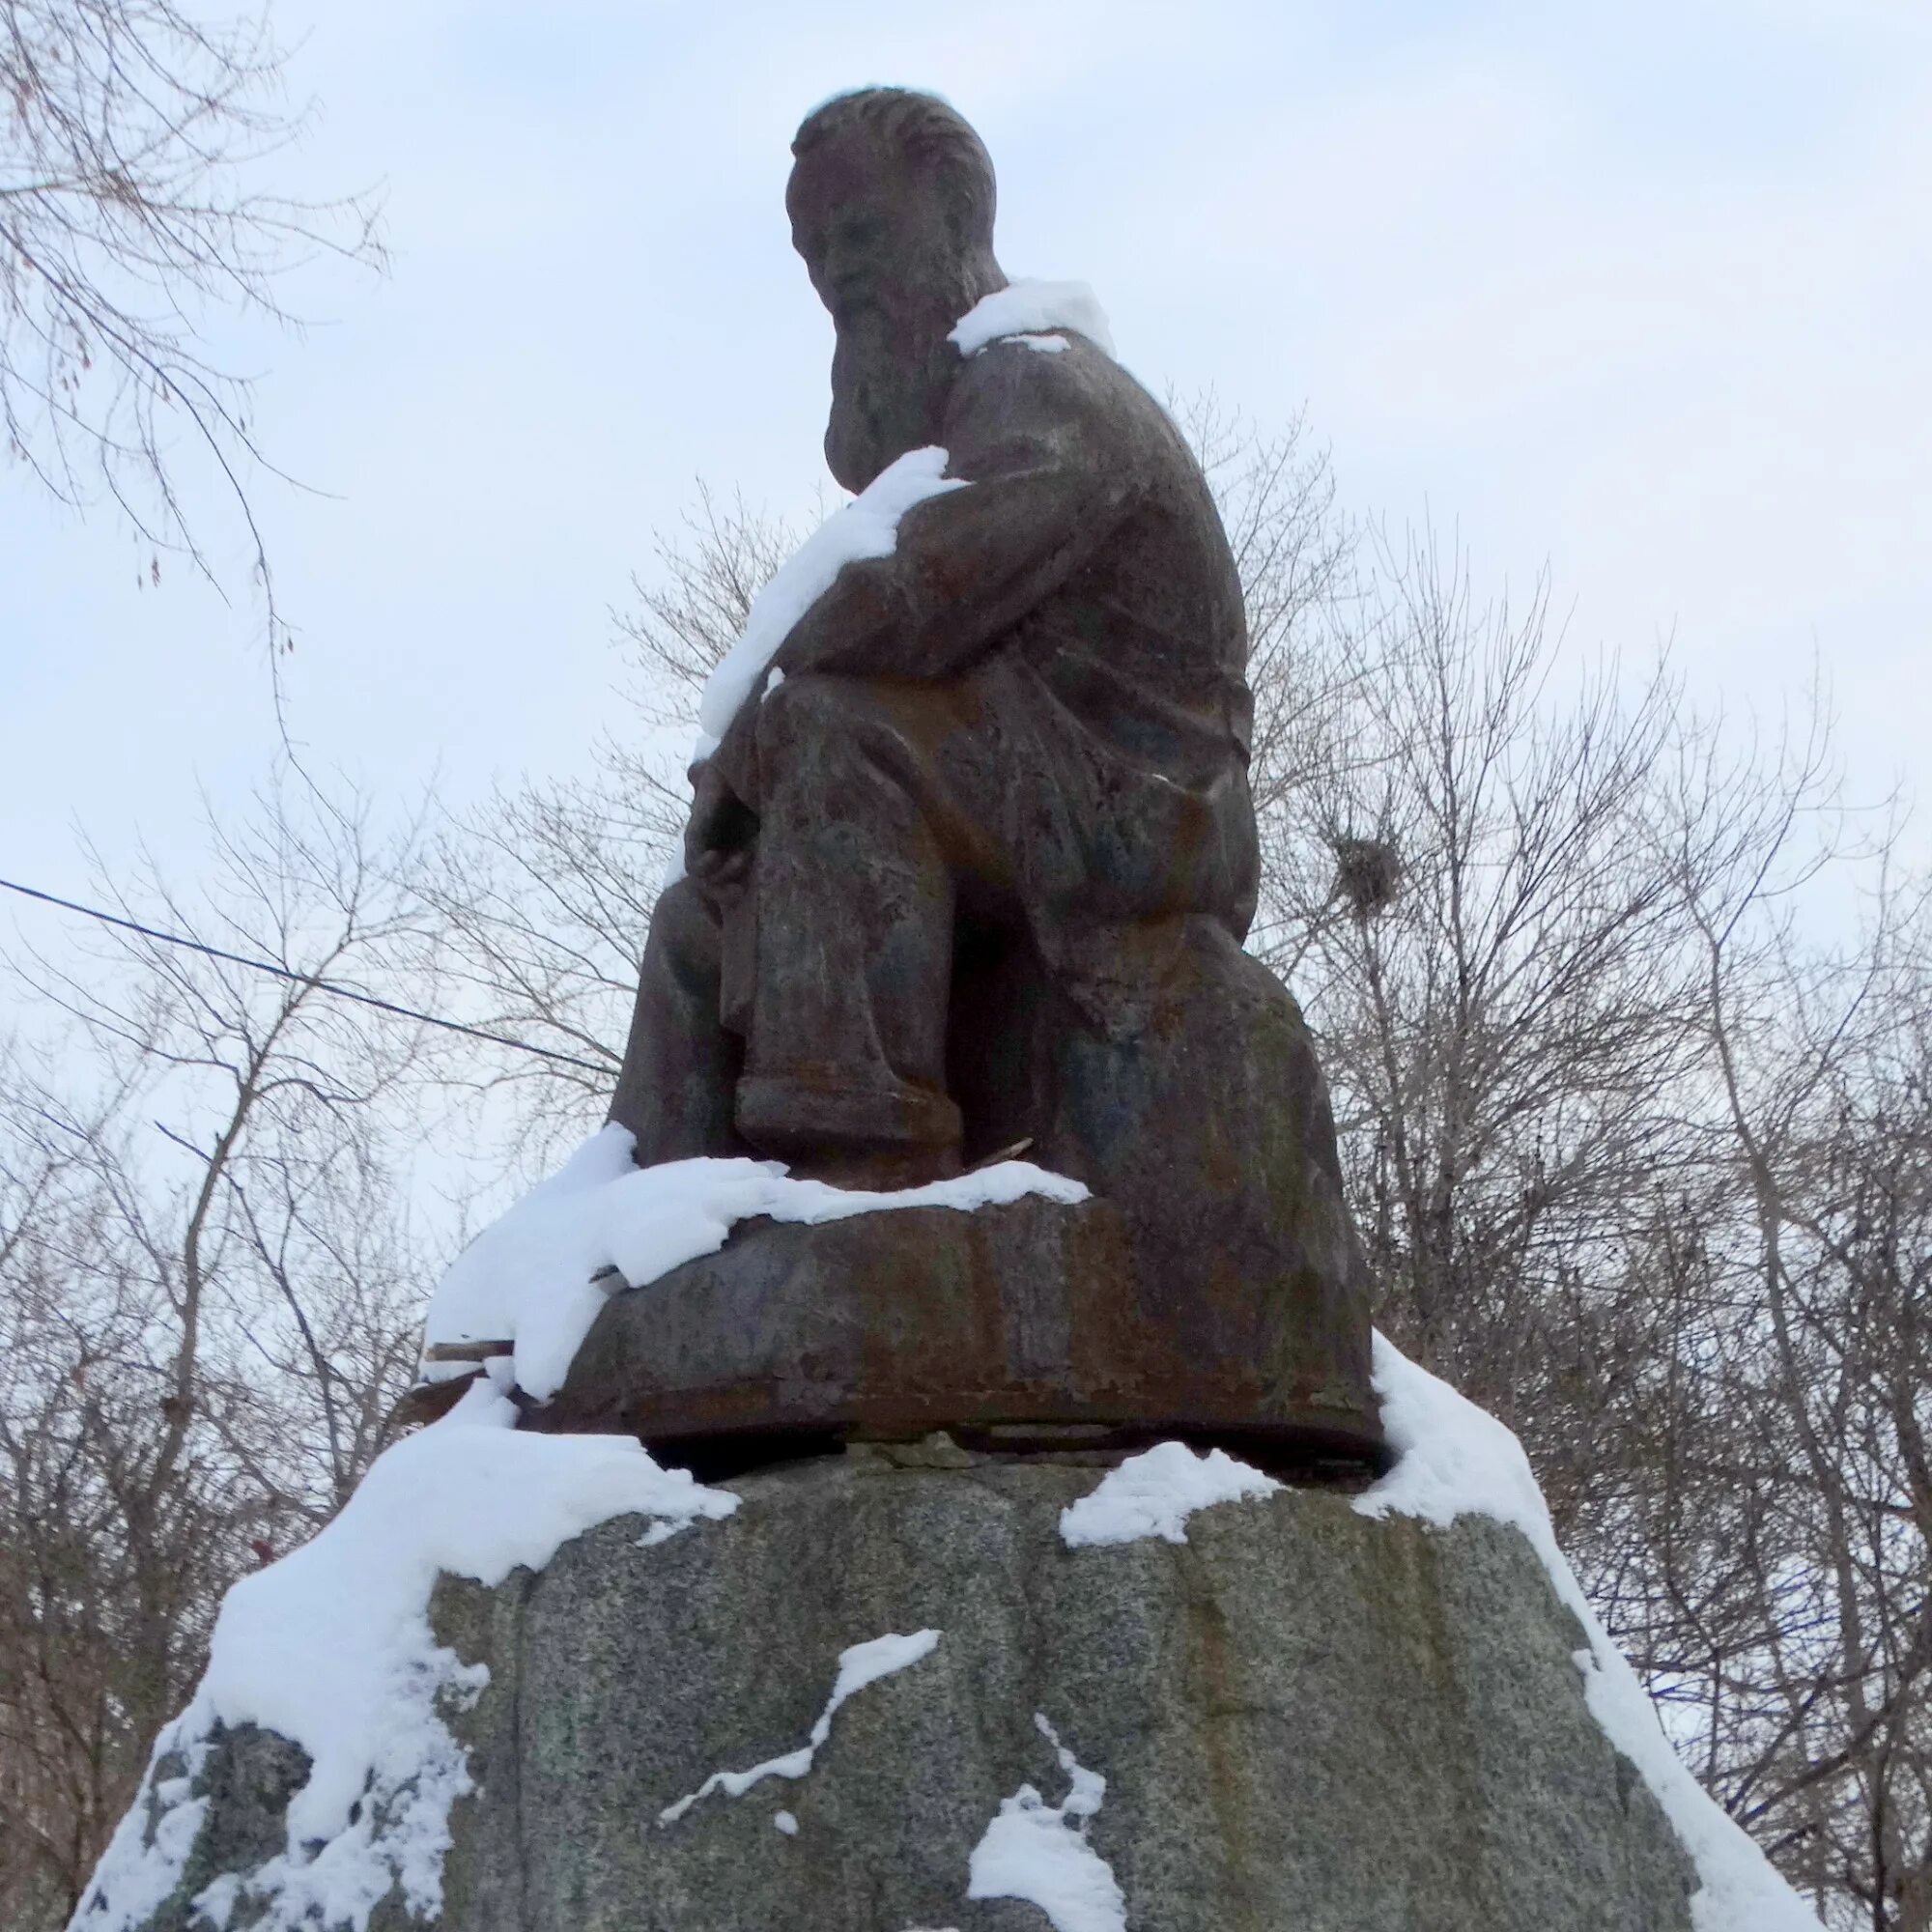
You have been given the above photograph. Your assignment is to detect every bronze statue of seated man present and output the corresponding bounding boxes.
[582,87,1381,1464]
[610,87,1261,1193]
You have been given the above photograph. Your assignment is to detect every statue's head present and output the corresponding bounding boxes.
[788,88,1007,491]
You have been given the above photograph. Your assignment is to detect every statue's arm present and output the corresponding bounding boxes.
[777,350,1131,681]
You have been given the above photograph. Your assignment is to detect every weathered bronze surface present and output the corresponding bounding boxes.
[600,88,1383,1463]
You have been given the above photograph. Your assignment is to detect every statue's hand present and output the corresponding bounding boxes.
[685,762,754,889]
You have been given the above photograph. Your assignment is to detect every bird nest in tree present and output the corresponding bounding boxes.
[1328,835,1403,919]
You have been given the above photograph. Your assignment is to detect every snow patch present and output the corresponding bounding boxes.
[192,1872,242,1929]
[1358,1332,1824,1932]
[950,279,1116,359]
[772,1809,799,1836]
[967,1713,1123,1932]
[73,1734,213,1932]
[1059,1439,1281,1548]
[420,1122,1088,1403]
[659,1629,941,1825]
[694,445,966,752]
[71,1383,737,1932]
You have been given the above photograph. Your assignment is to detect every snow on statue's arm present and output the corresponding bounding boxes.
[775,346,1136,684]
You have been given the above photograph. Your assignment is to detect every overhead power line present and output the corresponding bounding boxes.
[0,875,613,1075]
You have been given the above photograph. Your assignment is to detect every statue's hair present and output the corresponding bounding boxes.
[790,88,996,246]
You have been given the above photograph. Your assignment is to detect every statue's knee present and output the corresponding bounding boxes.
[753,670,861,766]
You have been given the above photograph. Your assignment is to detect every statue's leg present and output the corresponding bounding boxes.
[609,876,750,1166]
[732,672,965,1176]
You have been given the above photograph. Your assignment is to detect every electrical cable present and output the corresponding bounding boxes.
[0,874,614,1075]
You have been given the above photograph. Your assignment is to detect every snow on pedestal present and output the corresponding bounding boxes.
[71,1385,737,1932]
[966,1712,1124,1932]
[73,1146,1825,1932]
[1057,1440,1282,1548]
[657,1630,941,1826]
[417,1122,1087,1403]
[1355,1336,1823,1932]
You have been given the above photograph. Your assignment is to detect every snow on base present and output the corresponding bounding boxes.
[950,280,1116,359]
[72,1736,215,1932]
[659,1629,941,1825]
[420,1122,1090,1402]
[967,1713,1124,1932]
[1358,1333,1824,1932]
[1058,1440,1281,1548]
[71,1381,738,1932]
[693,444,966,753]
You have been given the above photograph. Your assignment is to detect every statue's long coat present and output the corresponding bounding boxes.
[710,327,1261,1025]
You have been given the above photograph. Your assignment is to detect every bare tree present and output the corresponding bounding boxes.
[1258,526,1699,1374]
[1631,721,1931,1926]
[1260,524,1930,1926]
[0,1121,237,1924]
[1,0,383,624]
[401,485,806,1166]
[1172,393,1365,827]
[0,786,431,1923]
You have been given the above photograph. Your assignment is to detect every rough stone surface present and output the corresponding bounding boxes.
[89,1726,310,1932]
[147,1454,1696,1931]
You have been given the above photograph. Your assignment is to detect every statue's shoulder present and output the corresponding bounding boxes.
[946,331,1171,469]
[952,327,1137,400]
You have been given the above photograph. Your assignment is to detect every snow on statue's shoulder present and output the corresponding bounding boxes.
[694,446,967,753]
[420,1123,1090,1405]
[72,1383,737,1932]
[1359,1333,1824,1932]
[1059,1440,1280,1548]
[688,281,1114,760]
[950,279,1116,359]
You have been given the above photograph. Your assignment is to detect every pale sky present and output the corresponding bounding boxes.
[5,0,1929,929]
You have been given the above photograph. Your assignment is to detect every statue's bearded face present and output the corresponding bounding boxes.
[788,142,987,492]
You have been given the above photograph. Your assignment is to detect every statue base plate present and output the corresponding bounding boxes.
[525,1191,1389,1476]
